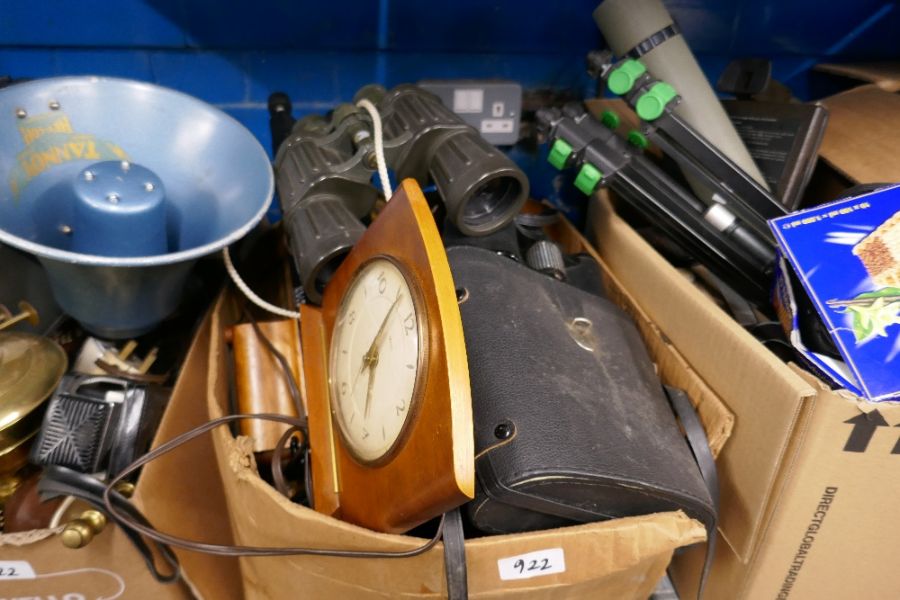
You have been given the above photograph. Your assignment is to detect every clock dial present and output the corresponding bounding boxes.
[329,257,424,463]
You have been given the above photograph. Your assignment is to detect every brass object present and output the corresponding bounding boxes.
[114,481,135,498]
[0,332,65,527]
[0,332,67,452]
[61,520,94,548]
[80,509,108,531]
[137,346,159,373]
[0,431,38,477]
[61,509,107,549]
[0,473,21,502]
[94,339,164,382]
[0,472,23,513]
[117,340,138,361]
[0,301,40,332]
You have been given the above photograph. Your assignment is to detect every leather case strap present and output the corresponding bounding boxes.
[664,385,719,600]
[442,507,468,600]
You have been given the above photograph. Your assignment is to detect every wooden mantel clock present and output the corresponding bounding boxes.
[300,178,474,534]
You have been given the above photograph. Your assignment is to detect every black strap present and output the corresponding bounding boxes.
[627,24,682,58]
[664,385,719,600]
[443,507,469,600]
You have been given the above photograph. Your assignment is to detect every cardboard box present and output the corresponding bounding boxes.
[160,210,737,598]
[818,84,900,185]
[814,64,900,94]
[587,194,900,599]
[0,209,728,599]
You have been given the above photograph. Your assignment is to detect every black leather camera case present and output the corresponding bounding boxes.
[447,245,715,534]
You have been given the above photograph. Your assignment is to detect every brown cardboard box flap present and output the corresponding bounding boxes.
[222,448,704,599]
[135,303,243,600]
[743,365,900,599]
[220,431,704,599]
[588,196,815,563]
[815,62,900,93]
[205,271,707,598]
[673,356,900,600]
[819,84,900,184]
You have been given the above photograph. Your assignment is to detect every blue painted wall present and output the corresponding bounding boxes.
[0,0,896,218]
[2,1,897,144]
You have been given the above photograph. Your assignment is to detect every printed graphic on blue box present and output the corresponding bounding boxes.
[770,185,900,401]
[771,256,864,397]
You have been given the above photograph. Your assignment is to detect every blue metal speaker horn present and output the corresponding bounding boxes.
[0,77,273,338]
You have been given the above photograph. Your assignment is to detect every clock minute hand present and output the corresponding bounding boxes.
[363,292,403,419]
[364,292,404,362]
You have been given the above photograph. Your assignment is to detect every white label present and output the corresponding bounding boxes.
[453,89,484,113]
[492,101,506,117]
[0,560,36,579]
[480,118,515,134]
[497,548,565,581]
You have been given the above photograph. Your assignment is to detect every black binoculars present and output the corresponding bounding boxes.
[271,84,529,303]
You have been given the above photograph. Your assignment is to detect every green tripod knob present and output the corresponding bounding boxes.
[635,82,678,121]
[627,130,649,149]
[607,59,647,95]
[547,138,573,170]
[574,163,603,196]
[600,110,621,129]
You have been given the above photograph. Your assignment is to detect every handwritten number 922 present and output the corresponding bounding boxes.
[513,558,552,574]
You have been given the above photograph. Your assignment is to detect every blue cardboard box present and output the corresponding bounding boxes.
[771,184,900,401]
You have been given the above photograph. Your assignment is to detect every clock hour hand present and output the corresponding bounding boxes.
[349,353,369,396]
[364,361,376,419]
